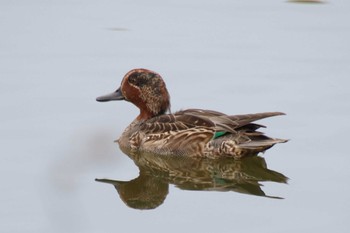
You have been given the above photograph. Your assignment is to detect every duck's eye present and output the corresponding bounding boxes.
[128,75,138,85]
[128,73,150,87]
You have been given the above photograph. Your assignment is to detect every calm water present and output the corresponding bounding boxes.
[1,0,350,232]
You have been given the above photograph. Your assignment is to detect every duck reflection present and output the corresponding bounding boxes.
[96,148,288,210]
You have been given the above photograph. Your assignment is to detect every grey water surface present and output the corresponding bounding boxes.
[1,0,349,232]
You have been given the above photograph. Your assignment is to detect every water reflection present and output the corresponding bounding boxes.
[96,147,288,210]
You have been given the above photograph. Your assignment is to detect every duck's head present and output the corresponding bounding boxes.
[97,68,171,120]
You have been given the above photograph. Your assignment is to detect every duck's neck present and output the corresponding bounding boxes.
[136,105,171,121]
[135,98,170,121]
[137,110,154,121]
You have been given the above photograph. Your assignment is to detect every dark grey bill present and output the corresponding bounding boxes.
[96,88,125,102]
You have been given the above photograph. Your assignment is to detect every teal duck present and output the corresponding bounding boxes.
[97,68,287,158]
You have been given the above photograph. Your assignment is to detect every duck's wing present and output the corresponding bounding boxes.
[176,109,285,132]
[176,109,238,133]
[137,113,216,155]
[228,112,285,129]
[139,113,215,134]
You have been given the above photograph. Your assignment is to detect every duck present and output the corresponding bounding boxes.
[96,68,287,159]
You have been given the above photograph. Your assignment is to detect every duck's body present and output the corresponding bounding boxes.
[97,69,287,159]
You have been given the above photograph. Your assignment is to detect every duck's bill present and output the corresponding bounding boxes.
[96,88,125,102]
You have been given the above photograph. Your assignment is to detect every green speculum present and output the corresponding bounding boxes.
[213,131,227,139]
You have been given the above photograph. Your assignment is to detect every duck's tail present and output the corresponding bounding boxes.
[237,138,288,150]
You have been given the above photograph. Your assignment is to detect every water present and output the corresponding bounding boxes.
[1,0,349,232]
